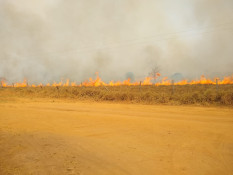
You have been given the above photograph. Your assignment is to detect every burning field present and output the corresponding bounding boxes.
[1,74,233,106]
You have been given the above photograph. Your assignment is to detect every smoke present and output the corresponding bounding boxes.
[0,0,233,84]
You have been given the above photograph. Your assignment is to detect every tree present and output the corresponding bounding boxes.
[148,66,160,81]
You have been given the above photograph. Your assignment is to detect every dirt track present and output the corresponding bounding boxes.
[0,100,233,175]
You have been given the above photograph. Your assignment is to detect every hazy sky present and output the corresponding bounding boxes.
[0,0,233,83]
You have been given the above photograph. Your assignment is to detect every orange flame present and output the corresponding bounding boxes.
[1,74,233,87]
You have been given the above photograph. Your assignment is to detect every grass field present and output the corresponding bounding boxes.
[1,84,233,106]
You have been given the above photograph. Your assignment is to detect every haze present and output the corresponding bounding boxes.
[0,0,233,84]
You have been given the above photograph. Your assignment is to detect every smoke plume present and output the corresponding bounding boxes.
[0,0,233,84]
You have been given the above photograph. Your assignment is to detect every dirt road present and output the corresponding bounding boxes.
[0,100,233,175]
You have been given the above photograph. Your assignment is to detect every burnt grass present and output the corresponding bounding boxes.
[0,84,233,106]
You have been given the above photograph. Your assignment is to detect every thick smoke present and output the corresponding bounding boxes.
[0,0,233,84]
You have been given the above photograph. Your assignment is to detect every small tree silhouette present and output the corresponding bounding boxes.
[148,66,160,82]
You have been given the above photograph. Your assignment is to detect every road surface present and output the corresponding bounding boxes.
[0,100,233,175]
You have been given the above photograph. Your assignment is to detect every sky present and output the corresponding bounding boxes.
[0,0,233,84]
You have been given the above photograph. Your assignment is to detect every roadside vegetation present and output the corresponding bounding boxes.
[0,85,232,106]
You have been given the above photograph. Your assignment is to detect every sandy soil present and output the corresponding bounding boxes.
[0,100,233,175]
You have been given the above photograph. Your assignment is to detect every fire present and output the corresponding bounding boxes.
[1,74,233,87]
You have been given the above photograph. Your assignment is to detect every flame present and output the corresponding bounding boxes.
[1,74,233,87]
[15,79,27,87]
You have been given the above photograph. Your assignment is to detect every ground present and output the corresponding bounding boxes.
[0,99,233,175]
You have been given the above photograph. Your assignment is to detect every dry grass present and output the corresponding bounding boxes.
[0,85,233,106]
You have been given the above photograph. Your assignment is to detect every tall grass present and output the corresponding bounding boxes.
[0,85,232,106]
